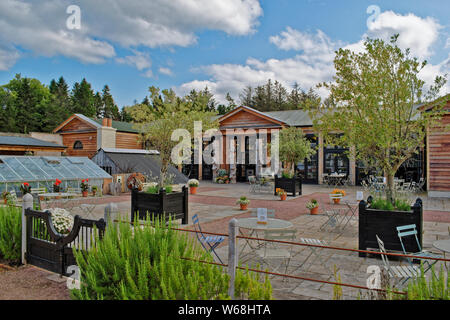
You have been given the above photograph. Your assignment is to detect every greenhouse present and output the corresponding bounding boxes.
[0,156,111,194]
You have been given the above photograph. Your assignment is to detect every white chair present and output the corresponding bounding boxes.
[256,229,296,277]
[31,187,46,195]
[67,187,82,195]
[376,235,420,288]
[248,175,260,193]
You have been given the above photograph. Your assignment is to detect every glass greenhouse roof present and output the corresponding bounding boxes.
[0,156,111,183]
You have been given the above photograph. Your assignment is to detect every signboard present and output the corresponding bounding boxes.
[257,208,268,224]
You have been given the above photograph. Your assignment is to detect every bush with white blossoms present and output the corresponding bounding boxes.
[49,208,74,235]
[188,179,199,187]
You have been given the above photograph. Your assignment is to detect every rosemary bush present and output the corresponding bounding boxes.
[71,217,272,300]
[0,206,22,263]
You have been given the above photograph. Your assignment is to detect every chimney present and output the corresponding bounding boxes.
[102,118,112,127]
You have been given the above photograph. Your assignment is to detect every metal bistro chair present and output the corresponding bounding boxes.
[192,214,225,264]
[256,229,296,278]
[248,175,260,193]
[396,224,441,275]
[376,235,420,287]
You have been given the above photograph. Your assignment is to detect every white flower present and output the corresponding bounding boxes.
[49,208,74,234]
[188,179,199,187]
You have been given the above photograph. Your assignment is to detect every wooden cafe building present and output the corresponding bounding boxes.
[182,96,450,198]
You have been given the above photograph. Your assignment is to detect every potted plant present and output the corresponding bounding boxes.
[2,191,10,204]
[80,179,89,197]
[330,189,346,204]
[276,188,287,201]
[92,185,98,197]
[236,196,250,210]
[20,182,31,195]
[188,179,199,194]
[306,199,319,215]
[53,179,62,193]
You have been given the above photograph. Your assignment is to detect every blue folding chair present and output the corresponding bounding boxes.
[192,214,225,264]
[396,224,441,274]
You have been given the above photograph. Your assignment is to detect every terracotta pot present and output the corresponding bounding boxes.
[82,191,88,197]
[310,206,319,215]
[333,198,341,204]
[190,186,197,194]
[240,203,248,211]
[280,194,287,201]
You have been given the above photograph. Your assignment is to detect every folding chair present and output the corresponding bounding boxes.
[192,214,225,264]
[248,176,260,193]
[396,224,441,275]
[376,235,420,287]
[256,229,296,277]
[290,238,329,274]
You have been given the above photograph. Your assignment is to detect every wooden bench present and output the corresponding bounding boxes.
[31,187,47,195]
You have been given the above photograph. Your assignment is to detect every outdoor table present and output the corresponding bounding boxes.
[236,217,293,261]
[433,239,450,268]
[39,192,74,209]
[327,174,346,186]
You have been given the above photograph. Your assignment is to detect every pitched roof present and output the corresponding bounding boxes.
[91,118,140,133]
[100,149,188,184]
[0,136,66,149]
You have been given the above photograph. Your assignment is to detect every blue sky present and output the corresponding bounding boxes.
[0,0,449,108]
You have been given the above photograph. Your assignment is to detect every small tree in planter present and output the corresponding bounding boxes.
[188,179,199,194]
[236,196,250,210]
[306,199,319,215]
[273,127,315,196]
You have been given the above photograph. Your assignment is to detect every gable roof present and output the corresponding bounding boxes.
[53,114,141,134]
[91,118,140,133]
[217,106,313,128]
[98,149,188,184]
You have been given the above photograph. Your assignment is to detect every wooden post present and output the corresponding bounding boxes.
[21,193,33,265]
[104,202,119,226]
[413,198,423,248]
[182,186,188,225]
[131,188,136,223]
[228,218,238,299]
[358,200,367,258]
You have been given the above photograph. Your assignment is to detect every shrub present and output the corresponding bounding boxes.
[164,185,173,194]
[0,206,21,263]
[71,217,272,300]
[370,197,411,211]
[146,185,159,194]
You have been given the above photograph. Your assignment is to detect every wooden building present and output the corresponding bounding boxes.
[53,114,143,158]
[0,134,66,156]
[426,96,450,197]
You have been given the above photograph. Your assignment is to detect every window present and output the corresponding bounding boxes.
[73,141,83,150]
[101,166,112,175]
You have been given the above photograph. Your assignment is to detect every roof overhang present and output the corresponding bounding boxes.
[217,106,288,127]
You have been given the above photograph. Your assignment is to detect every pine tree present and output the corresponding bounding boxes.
[71,78,96,117]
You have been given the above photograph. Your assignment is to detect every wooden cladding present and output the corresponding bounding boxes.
[428,112,450,191]
[220,109,282,129]
[57,117,96,133]
[116,132,143,149]
[62,132,97,158]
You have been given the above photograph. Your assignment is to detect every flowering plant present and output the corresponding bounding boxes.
[20,182,31,195]
[236,196,250,205]
[188,179,199,187]
[276,188,287,196]
[54,179,62,192]
[306,199,319,209]
[2,191,10,200]
[331,189,346,197]
[49,208,74,235]
[80,179,89,192]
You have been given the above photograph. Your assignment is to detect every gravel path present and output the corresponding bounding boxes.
[0,265,70,300]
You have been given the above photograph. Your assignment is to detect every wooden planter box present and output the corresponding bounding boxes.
[358,198,423,258]
[274,175,302,197]
[131,186,189,224]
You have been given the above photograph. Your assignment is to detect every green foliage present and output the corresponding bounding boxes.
[71,217,272,300]
[369,197,411,211]
[164,185,173,194]
[390,265,449,300]
[146,185,159,194]
[307,34,447,203]
[0,206,21,262]
[276,127,316,175]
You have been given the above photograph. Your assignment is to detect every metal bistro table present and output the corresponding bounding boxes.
[39,192,75,210]
[236,217,293,261]
[433,239,450,269]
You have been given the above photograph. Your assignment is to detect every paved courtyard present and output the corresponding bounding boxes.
[38,181,450,300]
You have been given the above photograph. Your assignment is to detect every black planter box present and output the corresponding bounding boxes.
[274,175,302,197]
[358,198,423,258]
[131,186,189,224]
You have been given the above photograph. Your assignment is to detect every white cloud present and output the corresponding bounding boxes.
[0,0,263,69]
[159,67,173,76]
[116,51,152,71]
[0,46,20,71]
[180,10,448,104]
